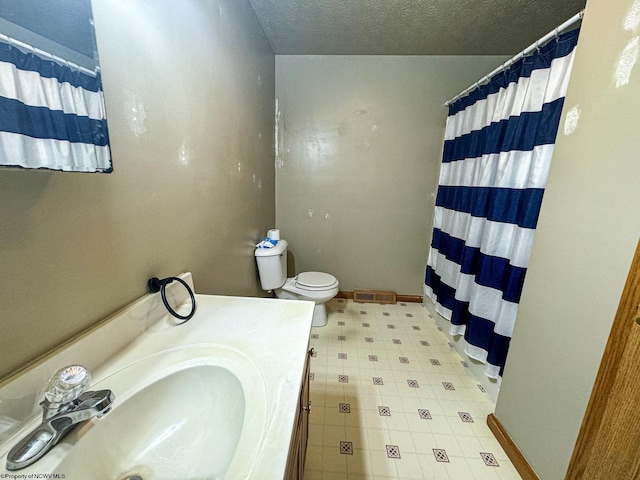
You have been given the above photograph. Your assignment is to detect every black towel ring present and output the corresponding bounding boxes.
[147,276,196,323]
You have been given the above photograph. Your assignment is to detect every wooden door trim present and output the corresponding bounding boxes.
[565,238,640,478]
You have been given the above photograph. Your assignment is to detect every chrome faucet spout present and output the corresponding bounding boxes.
[5,366,115,471]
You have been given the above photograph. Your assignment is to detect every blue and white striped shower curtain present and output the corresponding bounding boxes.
[424,28,580,379]
[0,42,111,172]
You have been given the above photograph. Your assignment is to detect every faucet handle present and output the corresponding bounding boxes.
[44,365,92,405]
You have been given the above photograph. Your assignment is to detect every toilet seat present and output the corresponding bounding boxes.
[295,272,338,291]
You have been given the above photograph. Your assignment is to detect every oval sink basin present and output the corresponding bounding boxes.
[53,365,245,479]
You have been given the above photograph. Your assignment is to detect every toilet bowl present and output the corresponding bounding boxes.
[254,239,339,327]
[275,272,339,326]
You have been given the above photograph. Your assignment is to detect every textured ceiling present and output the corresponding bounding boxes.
[247,0,587,55]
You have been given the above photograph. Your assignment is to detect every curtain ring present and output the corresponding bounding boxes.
[21,40,37,56]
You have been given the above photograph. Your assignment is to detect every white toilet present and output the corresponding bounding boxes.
[255,239,339,327]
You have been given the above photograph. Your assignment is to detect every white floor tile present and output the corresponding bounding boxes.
[304,299,521,480]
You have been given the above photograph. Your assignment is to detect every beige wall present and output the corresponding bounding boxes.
[0,0,275,382]
[275,56,506,295]
[494,0,640,478]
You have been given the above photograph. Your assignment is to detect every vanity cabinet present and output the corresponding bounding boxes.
[285,348,312,480]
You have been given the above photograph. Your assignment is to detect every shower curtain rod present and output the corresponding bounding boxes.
[444,9,584,106]
[0,32,97,77]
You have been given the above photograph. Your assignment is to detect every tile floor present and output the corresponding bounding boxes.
[303,299,521,480]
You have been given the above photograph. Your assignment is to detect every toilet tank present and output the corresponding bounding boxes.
[254,239,288,290]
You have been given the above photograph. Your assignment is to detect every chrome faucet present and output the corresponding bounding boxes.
[5,365,115,471]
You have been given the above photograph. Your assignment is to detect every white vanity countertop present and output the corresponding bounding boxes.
[0,275,315,479]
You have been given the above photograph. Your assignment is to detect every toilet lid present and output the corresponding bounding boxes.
[296,271,338,289]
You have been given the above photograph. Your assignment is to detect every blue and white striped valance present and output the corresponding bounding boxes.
[425,28,580,379]
[0,42,111,172]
